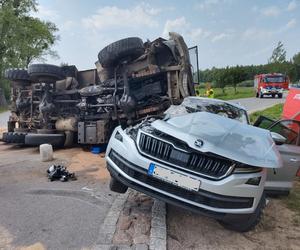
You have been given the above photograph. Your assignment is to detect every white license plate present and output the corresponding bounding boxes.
[148,163,200,192]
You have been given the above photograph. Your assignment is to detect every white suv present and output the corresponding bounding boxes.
[105,98,283,232]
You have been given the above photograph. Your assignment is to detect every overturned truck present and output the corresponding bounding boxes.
[2,33,195,147]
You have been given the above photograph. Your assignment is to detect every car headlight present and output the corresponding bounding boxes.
[261,88,267,93]
[126,123,156,142]
[233,163,262,174]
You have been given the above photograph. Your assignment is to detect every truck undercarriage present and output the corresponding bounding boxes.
[2,32,196,147]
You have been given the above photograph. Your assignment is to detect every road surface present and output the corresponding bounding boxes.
[0,145,117,249]
[230,94,286,113]
[0,111,10,128]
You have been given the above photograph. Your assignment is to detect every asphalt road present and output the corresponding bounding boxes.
[0,111,10,128]
[229,94,286,113]
[0,145,117,249]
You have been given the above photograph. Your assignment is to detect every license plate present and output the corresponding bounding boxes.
[148,163,200,192]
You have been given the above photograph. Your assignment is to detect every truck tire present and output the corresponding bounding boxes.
[4,69,30,82]
[109,176,128,193]
[28,64,65,83]
[98,37,144,67]
[218,192,266,232]
[25,133,65,147]
[2,132,26,144]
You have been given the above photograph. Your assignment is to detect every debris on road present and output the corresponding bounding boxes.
[40,143,53,162]
[47,165,76,182]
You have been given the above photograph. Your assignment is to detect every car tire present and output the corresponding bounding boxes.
[2,132,26,144]
[278,93,283,98]
[218,192,266,232]
[98,37,144,67]
[109,176,128,193]
[4,69,30,84]
[256,92,259,98]
[25,133,65,147]
[28,64,65,83]
[272,94,275,98]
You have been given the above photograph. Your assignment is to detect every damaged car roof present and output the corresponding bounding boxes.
[151,111,283,169]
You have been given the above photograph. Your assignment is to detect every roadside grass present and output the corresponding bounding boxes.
[196,86,254,100]
[249,103,284,123]
[0,106,8,113]
[284,178,300,226]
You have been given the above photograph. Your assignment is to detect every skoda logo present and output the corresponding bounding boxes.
[194,139,204,148]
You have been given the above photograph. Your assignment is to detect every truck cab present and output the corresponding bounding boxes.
[254,73,289,99]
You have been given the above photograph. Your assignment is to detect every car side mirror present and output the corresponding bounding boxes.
[271,132,286,145]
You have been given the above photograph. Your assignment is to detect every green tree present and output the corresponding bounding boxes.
[292,52,300,82]
[268,41,286,64]
[0,0,59,98]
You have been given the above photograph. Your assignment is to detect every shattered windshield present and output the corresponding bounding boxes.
[165,97,249,124]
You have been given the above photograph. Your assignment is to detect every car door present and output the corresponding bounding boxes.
[264,120,300,194]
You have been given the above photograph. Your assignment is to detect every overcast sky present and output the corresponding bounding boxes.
[33,0,300,70]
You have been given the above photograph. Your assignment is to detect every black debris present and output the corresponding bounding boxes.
[47,165,77,182]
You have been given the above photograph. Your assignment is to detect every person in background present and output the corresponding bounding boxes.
[205,83,214,98]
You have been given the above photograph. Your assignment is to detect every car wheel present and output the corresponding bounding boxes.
[278,93,283,98]
[259,92,263,98]
[256,92,259,98]
[28,64,65,83]
[109,176,128,193]
[272,94,275,98]
[98,37,145,67]
[218,192,266,232]
[25,133,65,147]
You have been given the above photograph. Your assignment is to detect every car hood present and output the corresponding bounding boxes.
[151,112,282,168]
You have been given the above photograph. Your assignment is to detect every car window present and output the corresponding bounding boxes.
[269,120,300,145]
[253,116,276,129]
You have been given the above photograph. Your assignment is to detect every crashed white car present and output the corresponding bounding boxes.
[105,103,283,232]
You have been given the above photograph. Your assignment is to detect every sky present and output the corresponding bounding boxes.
[33,0,300,70]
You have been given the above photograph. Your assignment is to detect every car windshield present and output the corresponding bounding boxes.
[263,76,285,83]
[165,97,249,124]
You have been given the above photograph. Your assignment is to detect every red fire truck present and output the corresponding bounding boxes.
[254,73,290,98]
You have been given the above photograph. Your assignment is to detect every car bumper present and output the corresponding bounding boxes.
[106,127,266,219]
[261,89,283,94]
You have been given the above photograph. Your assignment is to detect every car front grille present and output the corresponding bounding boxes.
[108,150,253,209]
[138,132,234,179]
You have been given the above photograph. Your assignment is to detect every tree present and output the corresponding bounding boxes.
[292,52,300,81]
[0,0,59,98]
[231,66,247,93]
[268,41,286,64]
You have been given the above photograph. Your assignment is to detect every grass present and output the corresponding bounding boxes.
[195,86,254,100]
[249,103,284,124]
